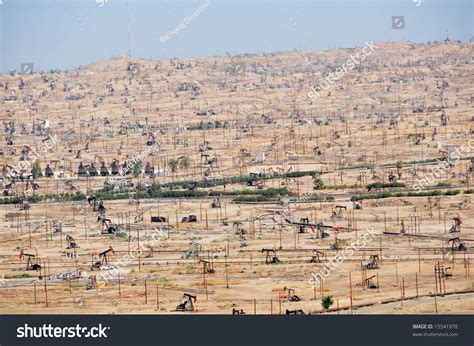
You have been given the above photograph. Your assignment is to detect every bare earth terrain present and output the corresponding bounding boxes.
[0,40,473,314]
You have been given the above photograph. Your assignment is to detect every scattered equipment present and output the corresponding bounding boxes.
[86,276,97,290]
[210,197,221,208]
[97,216,118,234]
[199,259,215,274]
[363,255,380,270]
[66,234,79,249]
[449,237,466,252]
[262,248,280,264]
[24,253,42,271]
[298,217,309,233]
[181,215,197,222]
[176,293,196,311]
[185,242,202,259]
[282,287,302,301]
[364,275,378,289]
[449,215,462,233]
[151,216,167,223]
[309,250,324,263]
[91,246,115,270]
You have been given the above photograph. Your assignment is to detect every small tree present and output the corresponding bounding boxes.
[32,160,42,179]
[321,295,334,310]
[396,160,404,178]
[179,156,191,173]
[168,159,178,181]
[132,161,142,178]
[313,178,324,190]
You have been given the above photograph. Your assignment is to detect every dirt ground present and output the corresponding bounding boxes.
[0,40,473,314]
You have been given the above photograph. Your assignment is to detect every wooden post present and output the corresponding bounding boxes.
[379,241,382,263]
[29,224,32,248]
[204,272,208,301]
[270,299,273,315]
[400,282,403,308]
[254,299,256,315]
[463,251,467,277]
[118,273,122,297]
[415,273,419,298]
[156,285,160,310]
[434,294,438,314]
[175,210,179,231]
[144,280,148,304]
[138,252,141,272]
[395,264,399,287]
[128,225,131,254]
[44,275,48,307]
[225,254,229,288]
[349,273,353,314]
[418,249,421,273]
[443,213,446,234]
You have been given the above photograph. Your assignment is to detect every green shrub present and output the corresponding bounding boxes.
[321,295,334,310]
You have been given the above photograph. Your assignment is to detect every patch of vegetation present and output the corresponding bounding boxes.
[4,273,31,279]
[233,196,273,203]
[321,295,334,310]
[435,181,451,188]
[351,189,461,201]
[366,182,406,190]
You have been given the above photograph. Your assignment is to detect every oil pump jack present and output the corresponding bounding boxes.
[86,276,97,290]
[176,293,197,311]
[21,251,42,271]
[449,237,467,251]
[66,234,79,249]
[185,242,202,259]
[262,248,280,264]
[283,217,334,238]
[91,246,115,270]
[449,215,462,233]
[309,249,324,263]
[281,287,302,301]
[362,255,380,270]
[97,215,118,234]
[210,197,221,208]
[199,259,215,274]
[298,217,310,233]
[88,195,105,213]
